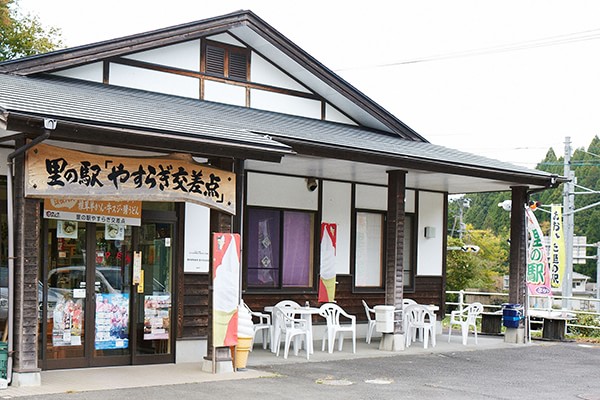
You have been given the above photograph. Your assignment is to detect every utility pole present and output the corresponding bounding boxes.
[450,197,469,239]
[562,137,574,309]
[597,243,600,303]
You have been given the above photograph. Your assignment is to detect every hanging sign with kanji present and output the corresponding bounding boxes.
[26,144,235,214]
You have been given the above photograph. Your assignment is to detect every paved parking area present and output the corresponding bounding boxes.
[2,336,600,399]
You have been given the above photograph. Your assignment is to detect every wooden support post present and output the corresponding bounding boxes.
[385,170,407,335]
[509,186,528,306]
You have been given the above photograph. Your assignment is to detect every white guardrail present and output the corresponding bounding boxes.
[446,290,600,333]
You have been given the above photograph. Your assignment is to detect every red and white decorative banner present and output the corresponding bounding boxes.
[318,222,337,303]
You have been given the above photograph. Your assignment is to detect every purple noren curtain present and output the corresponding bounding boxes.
[282,211,312,287]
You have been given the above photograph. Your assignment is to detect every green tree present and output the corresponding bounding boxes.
[0,0,62,61]
[453,135,600,281]
[446,228,509,292]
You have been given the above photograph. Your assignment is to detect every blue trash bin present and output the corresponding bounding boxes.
[502,304,522,328]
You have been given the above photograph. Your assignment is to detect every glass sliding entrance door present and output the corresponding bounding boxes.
[41,221,134,368]
[133,221,174,362]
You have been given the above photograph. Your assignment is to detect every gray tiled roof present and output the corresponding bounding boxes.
[0,73,555,180]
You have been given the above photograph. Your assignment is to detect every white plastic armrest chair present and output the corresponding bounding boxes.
[271,300,301,353]
[448,302,483,345]
[404,304,436,349]
[243,302,271,351]
[401,298,417,337]
[319,303,356,354]
[273,306,311,360]
[361,300,376,344]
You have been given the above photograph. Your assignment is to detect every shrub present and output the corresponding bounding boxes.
[568,314,600,339]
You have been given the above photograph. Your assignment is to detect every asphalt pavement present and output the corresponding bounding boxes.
[5,339,600,400]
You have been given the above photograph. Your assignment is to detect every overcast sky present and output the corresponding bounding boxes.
[17,0,600,168]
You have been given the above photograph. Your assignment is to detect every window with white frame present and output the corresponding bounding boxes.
[246,207,315,289]
[355,211,384,287]
[354,211,415,289]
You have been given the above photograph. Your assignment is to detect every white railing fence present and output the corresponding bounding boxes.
[446,290,600,334]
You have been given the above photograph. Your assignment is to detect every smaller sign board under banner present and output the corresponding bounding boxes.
[27,143,236,215]
[44,198,142,226]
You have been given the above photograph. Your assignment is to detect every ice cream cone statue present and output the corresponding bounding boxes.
[318,223,337,303]
[212,234,241,347]
[235,300,254,369]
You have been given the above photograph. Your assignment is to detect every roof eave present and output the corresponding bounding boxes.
[275,137,564,190]
[4,111,293,163]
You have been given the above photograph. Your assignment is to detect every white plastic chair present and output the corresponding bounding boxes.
[448,302,483,345]
[271,300,301,353]
[404,304,436,349]
[319,303,356,354]
[273,306,311,359]
[242,301,271,350]
[401,298,418,336]
[361,300,376,344]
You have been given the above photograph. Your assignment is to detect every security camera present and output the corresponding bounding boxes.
[306,177,318,192]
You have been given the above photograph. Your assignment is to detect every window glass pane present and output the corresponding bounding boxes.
[45,219,87,359]
[355,212,383,287]
[247,209,279,287]
[282,211,313,287]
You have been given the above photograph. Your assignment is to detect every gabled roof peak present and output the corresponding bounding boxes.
[0,9,426,141]
[0,10,256,74]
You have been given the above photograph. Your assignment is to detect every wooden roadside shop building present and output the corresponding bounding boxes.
[0,10,562,386]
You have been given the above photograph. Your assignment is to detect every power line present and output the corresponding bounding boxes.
[336,27,600,71]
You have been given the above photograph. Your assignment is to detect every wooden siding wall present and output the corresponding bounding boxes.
[411,276,445,316]
[15,147,41,372]
[181,274,209,338]
[179,209,232,339]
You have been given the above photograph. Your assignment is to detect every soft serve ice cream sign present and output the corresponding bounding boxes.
[212,233,241,347]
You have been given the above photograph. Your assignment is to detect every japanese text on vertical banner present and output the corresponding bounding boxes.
[525,207,552,295]
[550,204,565,289]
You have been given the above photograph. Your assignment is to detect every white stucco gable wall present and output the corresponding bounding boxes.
[44,32,362,126]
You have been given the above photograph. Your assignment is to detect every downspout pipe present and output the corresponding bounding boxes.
[5,119,54,385]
